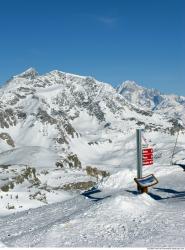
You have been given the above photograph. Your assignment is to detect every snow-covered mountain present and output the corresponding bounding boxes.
[117,80,163,110]
[0,69,185,214]
[118,80,185,125]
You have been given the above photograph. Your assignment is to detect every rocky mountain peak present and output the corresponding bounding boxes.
[117,80,140,94]
[15,67,39,79]
[117,80,163,110]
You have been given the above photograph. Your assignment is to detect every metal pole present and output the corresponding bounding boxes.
[170,129,180,165]
[136,129,142,179]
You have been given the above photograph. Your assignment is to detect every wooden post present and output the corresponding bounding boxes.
[141,186,148,193]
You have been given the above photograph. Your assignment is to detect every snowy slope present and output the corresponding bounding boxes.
[0,163,184,247]
[0,68,185,247]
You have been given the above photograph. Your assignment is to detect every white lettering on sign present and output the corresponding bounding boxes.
[142,148,153,166]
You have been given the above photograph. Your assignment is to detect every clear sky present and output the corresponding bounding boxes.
[0,0,184,95]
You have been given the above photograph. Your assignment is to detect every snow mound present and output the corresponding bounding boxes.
[112,193,158,214]
[101,169,136,190]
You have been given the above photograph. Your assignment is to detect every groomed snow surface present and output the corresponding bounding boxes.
[0,164,184,248]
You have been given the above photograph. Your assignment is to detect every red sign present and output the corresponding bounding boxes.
[142,148,153,154]
[142,148,153,166]
[143,154,153,160]
[143,160,153,166]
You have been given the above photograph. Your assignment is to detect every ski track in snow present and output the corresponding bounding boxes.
[0,168,184,247]
[0,195,94,247]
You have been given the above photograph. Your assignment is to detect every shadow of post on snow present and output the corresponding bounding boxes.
[125,187,185,201]
[81,187,111,202]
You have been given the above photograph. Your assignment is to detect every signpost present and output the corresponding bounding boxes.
[135,129,157,193]
[136,129,143,191]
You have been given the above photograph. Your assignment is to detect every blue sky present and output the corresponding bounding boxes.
[0,0,184,95]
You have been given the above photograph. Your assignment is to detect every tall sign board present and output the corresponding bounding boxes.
[142,148,153,166]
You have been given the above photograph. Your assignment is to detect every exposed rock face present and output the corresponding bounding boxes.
[36,108,57,125]
[0,133,15,147]
[86,166,110,180]
[56,154,82,169]
[0,109,16,128]
[62,181,96,191]
[0,167,39,192]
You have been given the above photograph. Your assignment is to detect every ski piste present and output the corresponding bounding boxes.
[0,164,184,247]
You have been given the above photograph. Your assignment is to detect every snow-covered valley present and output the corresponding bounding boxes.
[0,68,185,247]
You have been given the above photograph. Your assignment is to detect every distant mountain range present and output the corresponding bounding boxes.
[118,80,185,125]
